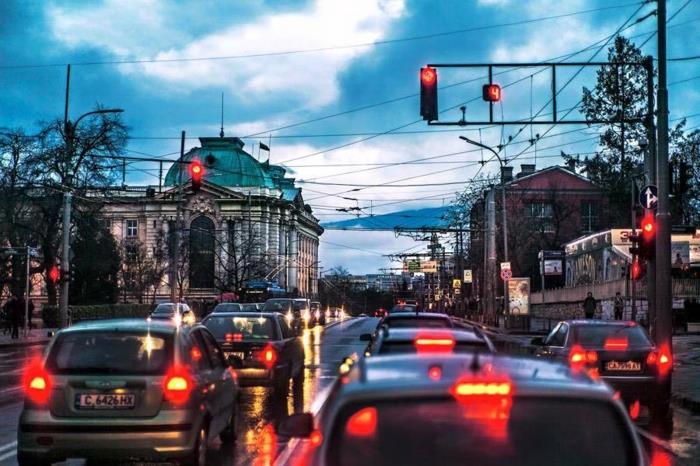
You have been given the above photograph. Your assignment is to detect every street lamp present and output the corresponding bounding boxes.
[459,136,509,326]
[59,108,124,328]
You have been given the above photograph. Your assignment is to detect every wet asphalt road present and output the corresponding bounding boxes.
[0,318,698,465]
[0,316,379,466]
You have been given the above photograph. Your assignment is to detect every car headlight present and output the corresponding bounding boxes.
[302,310,310,321]
[286,311,294,322]
[315,310,321,319]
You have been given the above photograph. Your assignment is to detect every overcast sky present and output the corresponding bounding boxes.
[2,0,699,274]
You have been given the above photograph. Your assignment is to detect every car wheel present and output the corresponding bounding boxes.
[219,407,238,444]
[184,423,208,466]
[17,454,52,466]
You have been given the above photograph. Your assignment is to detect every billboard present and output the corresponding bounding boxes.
[421,260,438,273]
[508,278,530,316]
[672,242,690,268]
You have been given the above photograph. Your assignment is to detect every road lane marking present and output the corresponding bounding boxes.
[0,442,17,462]
[0,450,16,462]
[0,386,21,396]
[0,442,16,454]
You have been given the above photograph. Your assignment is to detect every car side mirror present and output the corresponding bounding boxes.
[359,333,372,341]
[530,336,544,346]
[277,412,313,438]
[47,330,55,338]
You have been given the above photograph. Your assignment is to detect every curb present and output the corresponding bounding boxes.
[0,339,49,349]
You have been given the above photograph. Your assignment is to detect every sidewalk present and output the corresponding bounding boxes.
[0,328,54,348]
[672,333,700,413]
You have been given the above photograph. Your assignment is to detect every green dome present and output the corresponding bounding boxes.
[164,137,277,189]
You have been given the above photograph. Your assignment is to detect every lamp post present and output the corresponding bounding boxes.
[60,108,124,328]
[459,136,509,326]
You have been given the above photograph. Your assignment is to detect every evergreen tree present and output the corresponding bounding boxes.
[70,211,121,304]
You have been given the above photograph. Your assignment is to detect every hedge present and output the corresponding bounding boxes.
[42,303,153,327]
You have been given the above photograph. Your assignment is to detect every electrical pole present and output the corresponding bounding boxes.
[170,131,185,304]
[60,192,72,328]
[486,188,497,325]
[655,0,672,354]
[644,56,658,339]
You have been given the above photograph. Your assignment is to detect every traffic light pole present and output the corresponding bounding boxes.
[170,131,186,304]
[655,0,673,355]
[644,56,658,339]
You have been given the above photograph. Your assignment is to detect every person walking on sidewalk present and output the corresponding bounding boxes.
[8,294,21,339]
[27,298,35,330]
[583,292,597,319]
[613,292,624,320]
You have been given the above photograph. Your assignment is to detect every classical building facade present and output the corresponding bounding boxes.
[99,136,323,301]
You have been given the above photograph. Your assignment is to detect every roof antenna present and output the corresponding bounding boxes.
[219,92,224,138]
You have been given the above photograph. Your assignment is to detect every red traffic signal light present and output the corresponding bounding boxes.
[189,160,204,192]
[48,265,60,284]
[420,66,438,121]
[482,84,501,102]
[641,212,655,239]
[631,258,642,280]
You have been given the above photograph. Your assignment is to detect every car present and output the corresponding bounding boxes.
[531,319,672,420]
[201,312,304,395]
[388,303,417,313]
[240,303,265,312]
[378,312,454,329]
[211,302,243,313]
[373,309,386,318]
[263,298,310,332]
[18,319,239,466]
[150,302,196,325]
[361,327,496,356]
[310,301,326,326]
[277,353,646,466]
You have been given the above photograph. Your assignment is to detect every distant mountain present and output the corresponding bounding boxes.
[321,206,452,230]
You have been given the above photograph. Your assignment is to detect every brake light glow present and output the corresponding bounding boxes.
[345,407,377,437]
[259,345,278,369]
[415,335,455,353]
[450,376,514,424]
[604,337,629,350]
[569,345,598,368]
[23,362,52,405]
[657,343,672,376]
[646,352,658,365]
[453,382,512,397]
[190,347,202,362]
[225,333,243,343]
[629,400,641,420]
[310,429,323,447]
[163,367,193,405]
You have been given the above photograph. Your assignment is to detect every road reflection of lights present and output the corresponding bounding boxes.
[252,424,277,466]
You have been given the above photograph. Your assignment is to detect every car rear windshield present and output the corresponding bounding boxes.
[384,317,452,328]
[264,300,306,312]
[572,325,652,348]
[329,398,635,466]
[378,341,487,355]
[390,305,416,313]
[213,303,242,312]
[46,331,172,375]
[153,304,187,314]
[241,304,259,311]
[204,316,277,341]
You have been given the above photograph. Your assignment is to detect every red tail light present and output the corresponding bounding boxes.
[657,344,672,376]
[428,365,442,381]
[163,367,193,405]
[452,381,512,397]
[569,345,597,368]
[23,363,52,405]
[309,429,323,447]
[259,345,278,369]
[225,333,243,343]
[414,335,455,353]
[646,352,658,365]
[345,407,377,437]
[604,337,628,350]
[450,377,514,422]
[629,400,641,420]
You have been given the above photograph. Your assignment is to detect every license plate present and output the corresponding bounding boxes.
[226,352,246,360]
[605,360,641,372]
[76,393,136,409]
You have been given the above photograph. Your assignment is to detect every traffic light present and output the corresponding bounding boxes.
[631,258,642,281]
[482,84,502,102]
[639,212,656,260]
[189,160,204,192]
[48,265,60,284]
[420,66,438,121]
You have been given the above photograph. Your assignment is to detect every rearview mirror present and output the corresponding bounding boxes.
[530,336,544,346]
[277,412,313,438]
[359,333,372,341]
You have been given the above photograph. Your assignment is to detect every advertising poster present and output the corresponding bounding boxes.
[671,242,690,268]
[508,278,530,316]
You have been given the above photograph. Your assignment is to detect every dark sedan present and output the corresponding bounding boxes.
[201,312,304,396]
[362,327,496,355]
[531,319,672,420]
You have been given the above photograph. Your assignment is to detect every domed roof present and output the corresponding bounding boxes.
[164,137,277,189]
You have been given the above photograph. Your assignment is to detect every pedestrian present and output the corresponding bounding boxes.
[8,294,21,339]
[613,292,624,320]
[583,292,597,319]
[27,298,35,330]
[1,297,11,335]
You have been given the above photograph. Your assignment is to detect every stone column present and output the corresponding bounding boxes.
[288,221,298,294]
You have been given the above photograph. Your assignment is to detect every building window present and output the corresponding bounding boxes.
[524,202,555,233]
[581,201,598,233]
[126,219,138,238]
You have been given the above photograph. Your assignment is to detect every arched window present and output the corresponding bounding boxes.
[189,216,215,288]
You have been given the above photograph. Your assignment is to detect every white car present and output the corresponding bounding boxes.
[150,303,196,325]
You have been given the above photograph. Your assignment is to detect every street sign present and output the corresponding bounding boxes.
[463,269,473,283]
[421,260,438,273]
[639,184,658,210]
[407,260,421,273]
[500,269,512,281]
[500,262,511,271]
[452,279,461,289]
